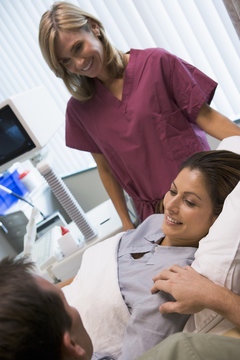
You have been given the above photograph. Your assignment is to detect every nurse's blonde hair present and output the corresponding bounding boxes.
[39,1,127,102]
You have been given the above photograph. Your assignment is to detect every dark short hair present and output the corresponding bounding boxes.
[0,257,71,360]
[180,150,240,216]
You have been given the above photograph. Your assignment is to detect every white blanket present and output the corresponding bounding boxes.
[62,232,130,359]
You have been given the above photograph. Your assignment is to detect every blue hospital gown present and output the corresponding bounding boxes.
[117,214,196,360]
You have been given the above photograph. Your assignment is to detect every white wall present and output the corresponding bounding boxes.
[63,167,109,212]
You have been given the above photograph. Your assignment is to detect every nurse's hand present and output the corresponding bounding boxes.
[151,265,215,314]
[122,220,136,231]
[92,152,136,232]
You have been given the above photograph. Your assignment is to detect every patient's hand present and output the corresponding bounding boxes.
[151,265,216,314]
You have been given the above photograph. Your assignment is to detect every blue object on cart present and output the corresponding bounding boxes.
[0,170,28,215]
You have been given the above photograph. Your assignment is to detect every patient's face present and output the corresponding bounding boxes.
[35,277,93,360]
[162,167,217,247]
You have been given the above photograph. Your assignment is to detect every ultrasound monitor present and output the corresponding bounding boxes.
[0,105,35,166]
[0,86,64,173]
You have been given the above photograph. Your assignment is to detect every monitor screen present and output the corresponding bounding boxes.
[0,86,63,173]
[0,105,36,166]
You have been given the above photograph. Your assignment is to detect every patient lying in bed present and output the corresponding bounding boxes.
[63,146,240,360]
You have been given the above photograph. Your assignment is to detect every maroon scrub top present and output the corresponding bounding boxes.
[66,48,217,221]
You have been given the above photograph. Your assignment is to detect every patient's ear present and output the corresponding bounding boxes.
[62,332,85,359]
[210,214,218,227]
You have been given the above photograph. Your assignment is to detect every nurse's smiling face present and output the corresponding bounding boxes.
[55,23,107,81]
[161,167,217,248]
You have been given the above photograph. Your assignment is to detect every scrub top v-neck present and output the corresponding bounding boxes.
[65,48,217,221]
[93,53,135,108]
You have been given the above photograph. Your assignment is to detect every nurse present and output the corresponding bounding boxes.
[39,1,240,230]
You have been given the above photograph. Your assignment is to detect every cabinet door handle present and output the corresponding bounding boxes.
[0,221,8,234]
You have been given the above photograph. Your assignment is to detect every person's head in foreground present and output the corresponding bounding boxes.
[0,257,93,360]
[39,1,127,102]
[161,150,240,247]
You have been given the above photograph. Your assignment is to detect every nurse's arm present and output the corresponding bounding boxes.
[91,152,135,231]
[196,103,240,140]
[151,265,240,329]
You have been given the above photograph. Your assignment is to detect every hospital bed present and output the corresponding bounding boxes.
[61,136,240,358]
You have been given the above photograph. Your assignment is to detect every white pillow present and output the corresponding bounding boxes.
[217,135,240,154]
[192,180,240,289]
[184,135,240,333]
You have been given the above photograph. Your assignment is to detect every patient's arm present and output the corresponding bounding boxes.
[151,265,240,329]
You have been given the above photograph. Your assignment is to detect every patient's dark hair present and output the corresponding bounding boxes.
[0,257,71,360]
[180,150,240,216]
